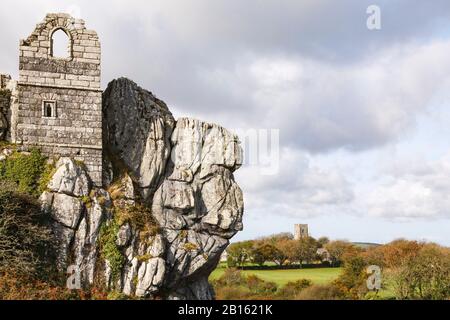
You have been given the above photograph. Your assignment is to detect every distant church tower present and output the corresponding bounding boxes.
[294,224,309,240]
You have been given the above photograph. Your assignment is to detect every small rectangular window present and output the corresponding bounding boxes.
[42,100,57,118]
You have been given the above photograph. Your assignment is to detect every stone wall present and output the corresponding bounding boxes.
[17,13,102,186]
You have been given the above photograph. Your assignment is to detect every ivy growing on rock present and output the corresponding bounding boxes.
[99,219,125,283]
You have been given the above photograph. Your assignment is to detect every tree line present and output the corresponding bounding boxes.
[224,234,450,299]
[226,232,354,267]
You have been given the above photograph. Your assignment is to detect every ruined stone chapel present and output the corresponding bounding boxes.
[0,13,103,185]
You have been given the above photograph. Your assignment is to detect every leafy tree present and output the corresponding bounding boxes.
[296,237,319,265]
[380,239,423,268]
[226,241,253,267]
[249,243,266,266]
[389,243,450,300]
[256,232,291,242]
[256,242,285,266]
[273,239,298,265]
[334,255,369,299]
[324,240,356,267]
[317,236,330,248]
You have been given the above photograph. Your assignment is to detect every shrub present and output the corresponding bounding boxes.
[334,255,369,299]
[246,274,277,294]
[114,203,160,240]
[226,256,237,268]
[226,241,253,267]
[296,284,347,300]
[0,272,75,300]
[388,244,450,300]
[214,268,247,287]
[277,279,312,299]
[0,149,47,196]
[37,161,56,194]
[107,291,131,300]
[0,187,56,278]
[0,272,111,300]
[99,220,124,283]
[212,269,280,300]
[214,285,250,300]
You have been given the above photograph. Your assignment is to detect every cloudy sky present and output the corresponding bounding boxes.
[2,0,450,245]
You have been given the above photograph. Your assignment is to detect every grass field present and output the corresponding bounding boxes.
[209,267,343,286]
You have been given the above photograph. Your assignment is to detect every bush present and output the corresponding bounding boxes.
[38,162,56,194]
[0,272,110,300]
[246,274,277,294]
[0,272,75,300]
[334,255,369,299]
[277,279,312,299]
[99,220,125,283]
[296,284,347,300]
[214,268,247,287]
[215,286,250,300]
[226,241,253,267]
[212,269,280,300]
[226,256,237,268]
[389,244,450,300]
[0,149,48,196]
[0,187,56,278]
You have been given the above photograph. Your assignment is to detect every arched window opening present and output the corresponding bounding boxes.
[51,29,70,58]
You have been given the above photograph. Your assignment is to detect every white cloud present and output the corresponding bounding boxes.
[198,39,450,152]
[365,153,450,220]
[235,148,354,218]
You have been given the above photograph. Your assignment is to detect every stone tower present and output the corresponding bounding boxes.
[16,13,102,185]
[294,224,309,240]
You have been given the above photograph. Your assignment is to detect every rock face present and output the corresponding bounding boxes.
[103,78,175,200]
[43,78,244,299]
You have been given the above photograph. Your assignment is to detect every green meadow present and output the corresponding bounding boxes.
[209,266,343,286]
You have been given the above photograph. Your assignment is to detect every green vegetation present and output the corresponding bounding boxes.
[0,184,56,278]
[107,291,130,300]
[0,149,48,196]
[212,268,334,300]
[226,234,326,268]
[80,195,93,208]
[215,235,450,300]
[37,162,56,194]
[210,266,342,286]
[383,241,450,300]
[113,203,160,243]
[99,219,125,283]
[115,203,151,229]
[98,202,161,285]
